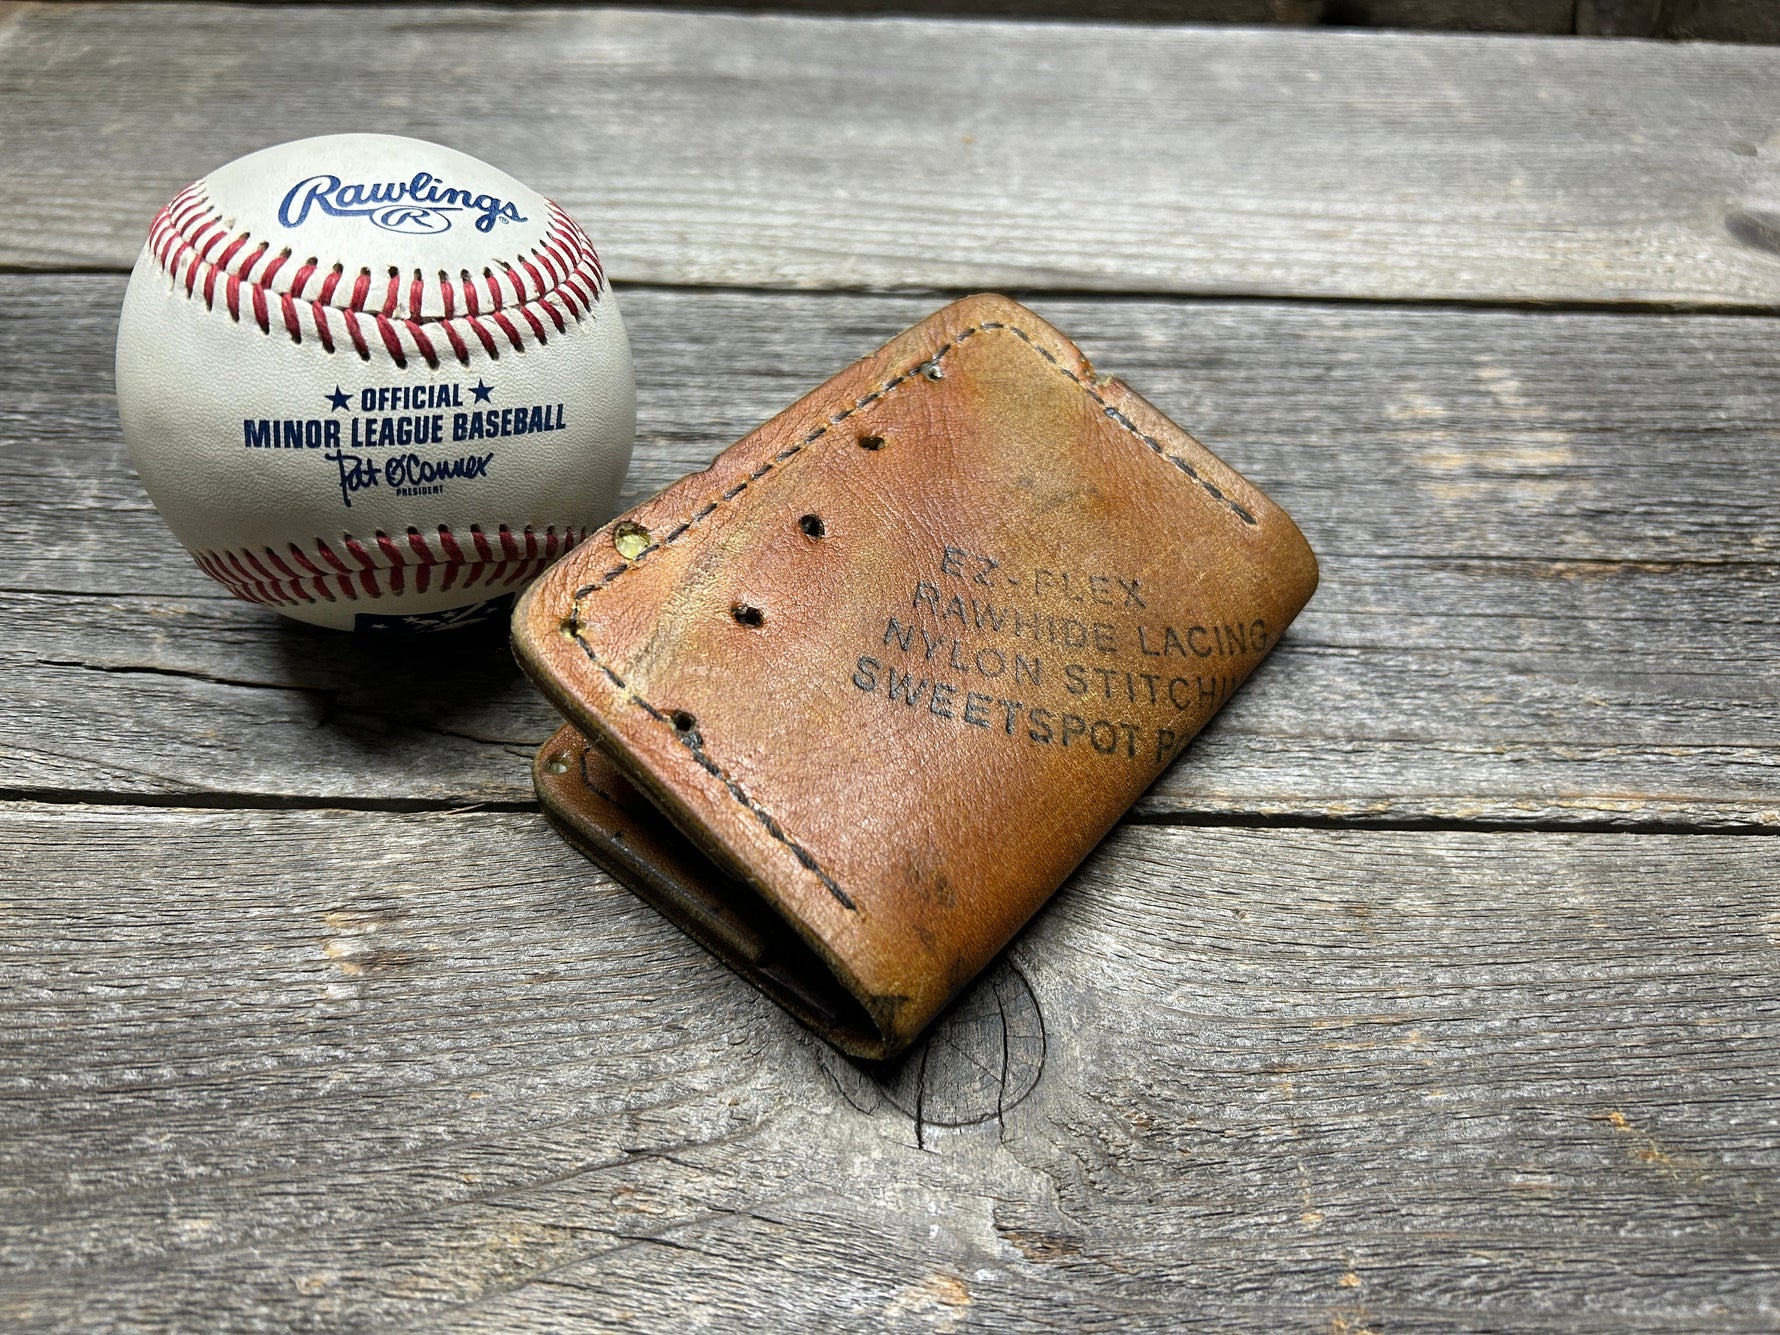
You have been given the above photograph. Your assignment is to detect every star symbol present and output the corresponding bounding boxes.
[324,386,352,412]
[471,379,494,404]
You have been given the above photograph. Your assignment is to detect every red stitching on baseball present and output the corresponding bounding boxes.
[222,550,258,587]
[197,526,585,607]
[314,539,351,575]
[169,189,205,231]
[532,244,563,288]
[342,308,370,360]
[466,316,497,359]
[263,547,301,584]
[374,314,405,366]
[189,217,226,260]
[285,544,324,578]
[406,321,439,370]
[490,312,523,352]
[311,301,335,353]
[216,233,252,273]
[280,293,302,343]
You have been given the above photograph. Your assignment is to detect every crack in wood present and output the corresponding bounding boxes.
[819,962,1047,1136]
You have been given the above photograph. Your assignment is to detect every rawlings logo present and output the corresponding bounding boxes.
[277,170,527,234]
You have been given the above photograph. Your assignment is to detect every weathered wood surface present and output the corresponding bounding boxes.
[4,276,1774,825]
[4,4,1778,1330]
[2,804,1777,1332]
[640,0,1780,40]
[7,5,1780,305]
[248,0,1587,35]
[574,0,1575,28]
[634,0,1582,31]
[657,0,1780,40]
[200,0,1780,41]
[1580,0,1780,41]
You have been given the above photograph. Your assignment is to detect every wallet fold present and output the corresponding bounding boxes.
[514,294,1317,1059]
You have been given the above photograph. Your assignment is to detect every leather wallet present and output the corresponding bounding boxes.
[513,294,1317,1059]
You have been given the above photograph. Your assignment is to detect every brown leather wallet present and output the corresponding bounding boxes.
[514,294,1317,1059]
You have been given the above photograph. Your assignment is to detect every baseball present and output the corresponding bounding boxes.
[115,133,635,631]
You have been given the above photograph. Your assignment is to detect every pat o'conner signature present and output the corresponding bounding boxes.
[323,449,494,506]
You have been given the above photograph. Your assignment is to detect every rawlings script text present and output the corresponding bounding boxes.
[278,171,527,235]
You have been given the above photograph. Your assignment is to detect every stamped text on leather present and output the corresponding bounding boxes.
[513,294,1318,1057]
[852,541,1274,767]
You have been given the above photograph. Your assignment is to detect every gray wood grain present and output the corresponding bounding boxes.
[610,0,1579,31]
[3,277,1774,825]
[208,0,1779,40]
[1645,0,1780,42]
[6,5,1780,304]
[6,559,1778,827]
[1,804,1775,1332]
[635,0,1780,39]
[227,0,1589,34]
[4,8,1772,1331]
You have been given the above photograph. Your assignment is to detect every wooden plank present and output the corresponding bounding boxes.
[1346,0,1570,28]
[2,804,1776,1330]
[4,6,1780,304]
[1575,0,1667,33]
[14,279,1780,579]
[5,558,1777,827]
[95,0,1750,40]
[1650,0,1780,42]
[637,0,1577,31]
[3,278,1775,824]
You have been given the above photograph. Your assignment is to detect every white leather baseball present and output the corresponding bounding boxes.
[115,133,635,631]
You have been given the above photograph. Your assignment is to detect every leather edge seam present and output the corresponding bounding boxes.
[554,309,1280,928]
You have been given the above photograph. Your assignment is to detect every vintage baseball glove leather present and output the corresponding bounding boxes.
[513,294,1318,1059]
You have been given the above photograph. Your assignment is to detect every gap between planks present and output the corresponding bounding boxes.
[3,790,1778,839]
